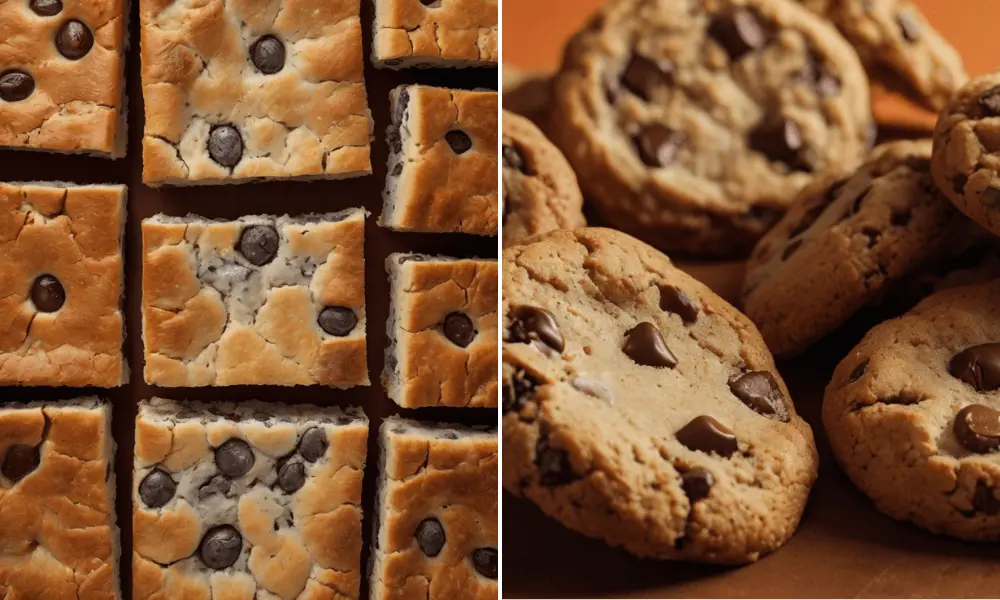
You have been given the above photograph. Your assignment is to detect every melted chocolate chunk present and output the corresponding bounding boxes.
[729,371,789,421]
[318,306,357,337]
[536,436,577,486]
[621,53,673,100]
[676,416,738,457]
[2,444,40,482]
[56,20,93,60]
[445,130,473,154]
[443,312,476,348]
[954,404,1000,454]
[208,124,243,168]
[237,225,279,266]
[748,118,810,171]
[139,469,177,508]
[634,124,686,168]
[277,461,306,493]
[30,0,62,15]
[215,439,255,478]
[503,143,532,174]
[200,525,243,569]
[503,368,539,414]
[299,428,328,462]
[250,35,285,74]
[0,71,35,102]
[681,467,714,502]
[415,518,446,556]
[471,548,498,578]
[979,86,1000,118]
[658,284,698,323]
[507,305,564,352]
[950,343,1000,391]
[708,8,766,61]
[31,274,65,312]
[623,322,678,368]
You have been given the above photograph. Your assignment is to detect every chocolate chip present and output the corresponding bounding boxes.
[623,322,678,368]
[800,52,840,97]
[199,525,243,570]
[634,124,686,168]
[748,118,810,171]
[317,306,357,337]
[414,518,446,556]
[950,343,1000,391]
[536,437,577,486]
[445,130,472,154]
[56,20,93,60]
[30,274,65,312]
[208,124,243,168]
[198,475,231,499]
[622,53,673,101]
[471,548,497,579]
[236,225,279,266]
[728,371,789,422]
[847,183,874,217]
[443,312,476,348]
[2,444,40,482]
[658,285,698,323]
[897,11,921,42]
[952,174,969,195]
[250,35,285,74]
[507,305,564,352]
[782,238,803,261]
[138,469,176,508]
[503,143,532,174]
[0,71,34,102]
[298,428,328,462]
[676,416,738,457]
[788,182,842,237]
[954,404,1000,453]
[848,360,869,383]
[708,8,766,61]
[979,86,1000,117]
[681,467,714,502]
[973,481,1000,515]
[503,368,539,414]
[215,439,255,478]
[277,461,306,493]
[30,0,62,15]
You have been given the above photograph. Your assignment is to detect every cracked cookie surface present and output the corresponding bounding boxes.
[383,253,497,408]
[133,397,368,600]
[141,210,368,387]
[140,0,373,185]
[502,110,585,248]
[0,182,126,386]
[824,280,1000,540]
[0,397,120,600]
[502,227,817,564]
[380,85,498,236]
[369,418,497,600]
[549,0,872,256]
[372,0,497,68]
[743,140,968,358]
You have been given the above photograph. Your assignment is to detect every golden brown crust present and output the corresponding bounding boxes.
[372,0,497,67]
[141,211,369,387]
[0,183,126,386]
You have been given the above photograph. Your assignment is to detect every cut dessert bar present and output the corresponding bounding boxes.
[384,253,498,408]
[0,182,127,386]
[372,0,498,68]
[0,398,120,599]
[141,210,368,387]
[0,0,127,156]
[140,0,373,185]
[380,85,498,235]
[133,397,369,600]
[370,418,498,600]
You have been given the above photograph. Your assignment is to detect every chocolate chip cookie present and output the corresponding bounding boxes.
[743,140,968,358]
[503,111,586,247]
[503,227,818,564]
[549,0,873,256]
[503,66,552,125]
[824,280,1000,540]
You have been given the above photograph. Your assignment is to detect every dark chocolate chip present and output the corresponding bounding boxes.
[138,469,176,508]
[0,71,35,102]
[30,0,62,14]
[676,416,738,457]
[708,8,766,61]
[621,53,673,100]
[199,525,243,570]
[782,238,803,261]
[414,518,445,556]
[787,182,842,237]
[420,0,438,5]
[681,467,714,502]
[979,86,1000,117]
[728,371,789,422]
[658,284,698,323]
[848,360,869,384]
[443,312,476,348]
[862,227,880,248]
[954,404,1000,453]
[237,225,279,266]
[623,322,678,368]
[748,118,810,171]
[445,130,472,154]
[317,306,357,337]
[634,124,685,168]
[56,20,93,60]
[250,35,285,74]
[891,210,911,227]
[198,475,232,499]
[215,439,255,478]
[507,305,564,352]
[503,368,539,414]
[503,143,532,174]
[2,444,40,483]
[31,274,65,312]
[471,548,497,579]
[299,428,328,462]
[800,51,840,97]
[277,461,306,493]
[973,481,1000,515]
[951,343,1000,391]
[953,174,969,195]
[536,438,577,486]
[208,124,243,168]
[897,11,921,42]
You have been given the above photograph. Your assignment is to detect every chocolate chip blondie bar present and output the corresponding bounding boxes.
[0,0,127,156]
[141,210,368,387]
[372,0,498,68]
[369,418,498,600]
[133,397,369,600]
[0,398,120,599]
[0,182,127,386]
[384,254,498,408]
[380,85,498,235]
[140,0,373,185]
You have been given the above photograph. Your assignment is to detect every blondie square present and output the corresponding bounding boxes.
[372,0,498,68]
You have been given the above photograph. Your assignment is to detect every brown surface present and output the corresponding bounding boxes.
[0,1,498,599]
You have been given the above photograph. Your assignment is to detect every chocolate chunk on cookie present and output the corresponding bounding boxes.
[503,228,818,564]
[549,0,872,256]
[743,140,968,358]
[824,280,1000,540]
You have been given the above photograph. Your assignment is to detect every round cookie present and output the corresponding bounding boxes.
[549,0,873,256]
[502,228,818,564]
[503,66,552,125]
[502,111,586,247]
[824,280,1000,540]
[743,140,967,358]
